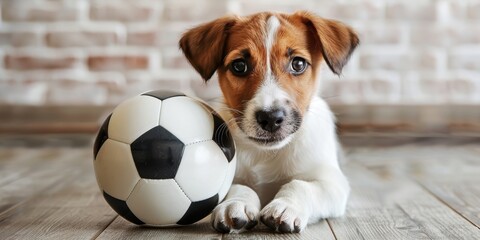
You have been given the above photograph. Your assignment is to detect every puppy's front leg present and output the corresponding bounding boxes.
[260,165,350,233]
[211,184,261,233]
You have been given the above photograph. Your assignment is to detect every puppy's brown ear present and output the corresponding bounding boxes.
[179,16,237,81]
[295,11,359,75]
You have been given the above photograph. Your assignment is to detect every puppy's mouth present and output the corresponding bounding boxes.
[248,136,285,144]
[244,128,298,149]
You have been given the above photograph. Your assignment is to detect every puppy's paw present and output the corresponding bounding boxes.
[211,200,259,233]
[260,199,308,233]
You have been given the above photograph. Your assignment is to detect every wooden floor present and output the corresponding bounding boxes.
[1,135,479,240]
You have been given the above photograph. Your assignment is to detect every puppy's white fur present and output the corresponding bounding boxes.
[211,96,349,233]
[209,15,350,233]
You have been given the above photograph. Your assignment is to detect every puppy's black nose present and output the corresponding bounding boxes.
[255,109,286,133]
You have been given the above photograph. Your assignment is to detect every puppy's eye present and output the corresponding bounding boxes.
[290,57,308,75]
[229,59,248,76]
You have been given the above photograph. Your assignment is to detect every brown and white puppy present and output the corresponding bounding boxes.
[180,11,358,233]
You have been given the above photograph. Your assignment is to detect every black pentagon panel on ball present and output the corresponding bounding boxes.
[131,125,185,179]
[177,194,219,225]
[93,114,111,159]
[141,90,185,101]
[103,191,144,225]
[212,113,235,162]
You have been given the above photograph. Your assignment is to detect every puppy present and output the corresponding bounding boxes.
[179,11,358,233]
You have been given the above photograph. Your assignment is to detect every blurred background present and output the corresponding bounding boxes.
[0,0,479,137]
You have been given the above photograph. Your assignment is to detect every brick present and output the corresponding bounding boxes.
[88,55,149,71]
[414,50,445,71]
[403,74,448,103]
[163,0,227,22]
[0,80,47,105]
[161,49,191,69]
[467,1,480,19]
[321,79,363,104]
[0,31,43,47]
[127,30,158,46]
[400,77,419,103]
[93,75,127,90]
[449,52,480,71]
[451,25,480,45]
[240,0,383,21]
[439,1,466,21]
[415,24,480,47]
[5,53,79,70]
[90,1,155,22]
[361,75,401,104]
[47,81,108,105]
[2,1,80,22]
[316,1,385,21]
[446,77,479,103]
[359,49,443,71]
[157,24,190,47]
[360,51,408,71]
[386,0,436,21]
[324,72,401,104]
[107,72,190,104]
[410,24,456,47]
[0,0,478,108]
[128,23,190,48]
[237,0,316,16]
[46,31,119,47]
[44,73,127,105]
[417,78,447,103]
[355,24,405,45]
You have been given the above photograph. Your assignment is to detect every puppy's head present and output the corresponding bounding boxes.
[180,11,358,149]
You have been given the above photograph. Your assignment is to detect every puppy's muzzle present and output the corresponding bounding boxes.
[255,108,286,133]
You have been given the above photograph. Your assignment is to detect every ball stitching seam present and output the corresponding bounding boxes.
[185,139,213,146]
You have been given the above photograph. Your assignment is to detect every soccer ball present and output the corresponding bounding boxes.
[93,90,236,226]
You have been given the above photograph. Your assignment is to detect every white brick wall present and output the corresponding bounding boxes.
[0,0,479,106]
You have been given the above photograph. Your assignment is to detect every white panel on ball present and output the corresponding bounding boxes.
[108,95,162,144]
[218,157,236,202]
[127,179,191,226]
[94,139,141,200]
[175,141,228,202]
[159,96,213,145]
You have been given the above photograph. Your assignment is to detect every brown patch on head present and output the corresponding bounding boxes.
[267,14,324,116]
[179,16,237,80]
[216,13,270,119]
[179,11,359,119]
[292,11,360,75]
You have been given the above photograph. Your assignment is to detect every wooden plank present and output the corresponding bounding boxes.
[1,138,479,239]
[0,148,86,213]
[97,217,335,240]
[345,141,480,229]
[417,178,480,229]
[96,217,222,240]
[97,198,334,239]
[0,134,93,148]
[414,144,480,228]
[222,221,335,240]
[1,207,115,240]
[0,149,42,186]
[0,148,71,187]
[97,207,334,239]
[345,143,480,177]
[0,148,117,240]
[328,163,480,239]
